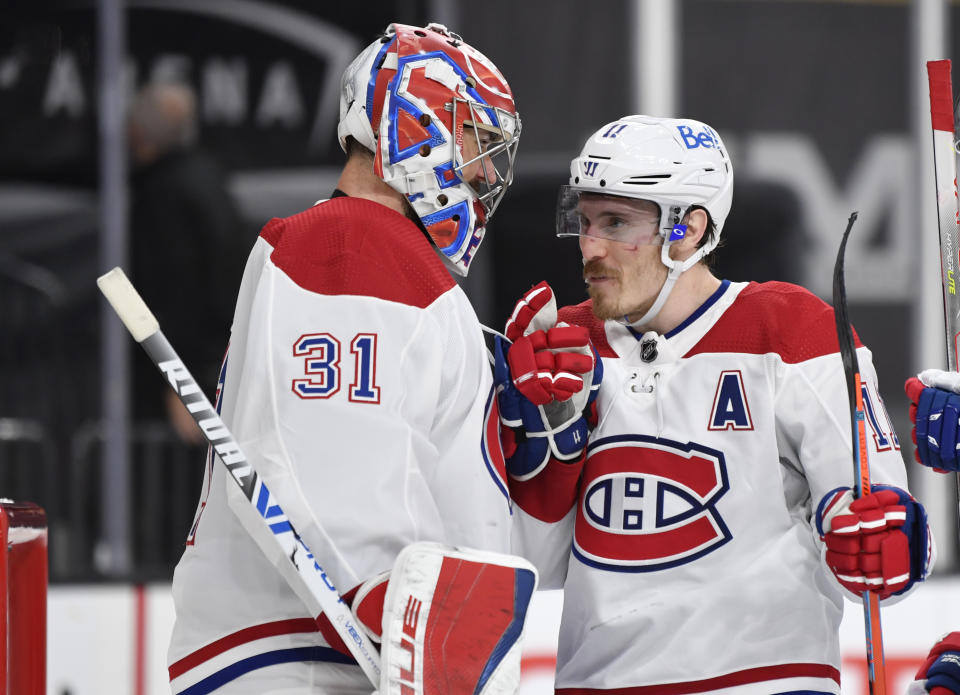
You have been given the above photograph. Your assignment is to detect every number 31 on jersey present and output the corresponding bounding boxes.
[291,332,381,403]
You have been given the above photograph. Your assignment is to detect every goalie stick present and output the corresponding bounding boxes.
[925,59,960,516]
[832,212,887,695]
[96,267,381,687]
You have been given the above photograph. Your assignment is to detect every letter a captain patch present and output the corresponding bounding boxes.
[708,370,754,431]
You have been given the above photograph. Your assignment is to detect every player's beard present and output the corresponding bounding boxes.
[584,260,625,320]
[401,197,422,226]
[584,256,667,322]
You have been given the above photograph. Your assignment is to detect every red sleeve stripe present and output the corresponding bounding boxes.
[168,588,365,680]
[167,618,319,680]
[556,662,840,695]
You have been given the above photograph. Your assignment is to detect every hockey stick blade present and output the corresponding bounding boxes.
[97,267,381,686]
[831,213,887,695]
[832,211,861,471]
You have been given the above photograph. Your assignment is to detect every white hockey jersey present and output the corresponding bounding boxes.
[511,279,920,695]
[167,197,511,694]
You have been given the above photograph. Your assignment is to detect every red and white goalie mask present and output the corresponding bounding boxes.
[338,23,521,276]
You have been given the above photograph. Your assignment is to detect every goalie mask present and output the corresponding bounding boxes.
[338,23,520,276]
[557,115,733,326]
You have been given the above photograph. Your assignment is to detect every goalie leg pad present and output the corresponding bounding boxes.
[379,542,538,695]
[352,569,390,643]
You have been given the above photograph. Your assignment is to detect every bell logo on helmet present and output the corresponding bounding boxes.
[677,124,719,150]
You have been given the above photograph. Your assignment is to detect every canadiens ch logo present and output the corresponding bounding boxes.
[573,434,731,572]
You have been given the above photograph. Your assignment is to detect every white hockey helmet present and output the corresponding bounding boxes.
[338,22,520,276]
[558,115,734,327]
[558,114,733,266]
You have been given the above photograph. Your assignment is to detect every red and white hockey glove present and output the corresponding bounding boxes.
[504,281,594,405]
[815,485,932,600]
[494,282,602,479]
[504,280,557,342]
[507,327,595,405]
[912,631,960,695]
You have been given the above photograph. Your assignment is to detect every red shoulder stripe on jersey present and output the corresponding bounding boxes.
[510,453,585,523]
[556,662,840,695]
[268,197,456,309]
[685,281,863,363]
[558,301,616,358]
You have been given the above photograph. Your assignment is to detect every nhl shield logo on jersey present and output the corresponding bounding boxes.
[639,337,658,363]
[573,435,731,572]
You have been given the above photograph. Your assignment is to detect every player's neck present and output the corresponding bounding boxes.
[633,265,722,336]
[335,156,408,216]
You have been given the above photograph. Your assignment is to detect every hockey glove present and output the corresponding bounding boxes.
[508,327,596,405]
[494,335,600,479]
[815,485,931,600]
[505,280,557,342]
[504,281,593,405]
[906,369,960,473]
[912,632,960,695]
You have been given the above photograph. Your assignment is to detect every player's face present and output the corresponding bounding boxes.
[459,125,500,190]
[578,197,667,321]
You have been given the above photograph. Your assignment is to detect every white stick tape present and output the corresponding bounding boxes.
[96,267,160,343]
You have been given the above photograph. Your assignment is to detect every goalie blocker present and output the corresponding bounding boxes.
[352,542,538,695]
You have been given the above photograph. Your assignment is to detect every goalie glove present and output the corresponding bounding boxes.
[911,632,960,695]
[815,485,933,600]
[906,369,960,473]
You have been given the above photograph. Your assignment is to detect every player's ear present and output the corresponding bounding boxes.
[683,208,709,248]
[671,208,709,260]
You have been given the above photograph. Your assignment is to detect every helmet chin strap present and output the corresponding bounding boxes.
[622,264,680,330]
[621,240,708,331]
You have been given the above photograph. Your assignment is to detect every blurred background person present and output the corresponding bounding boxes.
[127,81,250,444]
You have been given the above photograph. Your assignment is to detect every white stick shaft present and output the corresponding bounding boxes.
[928,60,960,369]
[96,266,381,685]
[927,60,960,526]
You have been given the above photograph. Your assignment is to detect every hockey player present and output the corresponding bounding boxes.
[166,23,536,695]
[495,115,935,694]
[910,631,960,695]
[906,369,960,474]
[905,372,960,695]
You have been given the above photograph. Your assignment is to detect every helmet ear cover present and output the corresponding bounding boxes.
[337,22,520,276]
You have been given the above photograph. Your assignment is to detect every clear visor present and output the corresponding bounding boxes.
[451,98,520,221]
[556,186,665,246]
